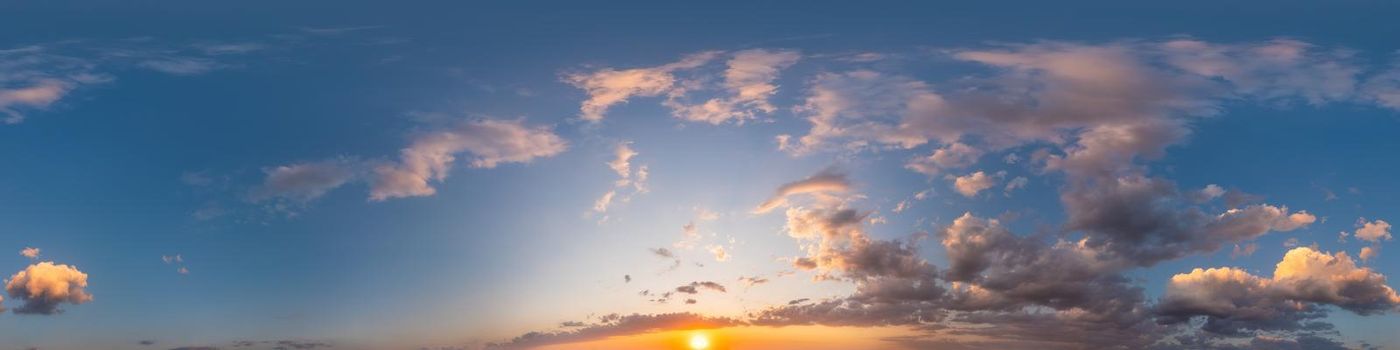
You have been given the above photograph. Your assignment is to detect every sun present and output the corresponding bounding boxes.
[688,333,711,349]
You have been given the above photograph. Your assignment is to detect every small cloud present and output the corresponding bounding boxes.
[20,247,40,259]
[1354,218,1393,242]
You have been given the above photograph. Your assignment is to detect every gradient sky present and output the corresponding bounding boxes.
[3,1,1400,350]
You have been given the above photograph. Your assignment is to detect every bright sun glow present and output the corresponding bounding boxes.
[688,333,711,349]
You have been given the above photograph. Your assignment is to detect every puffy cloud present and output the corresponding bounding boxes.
[4,261,93,315]
[19,247,40,259]
[1360,246,1378,262]
[564,51,720,122]
[1064,174,1314,267]
[951,171,997,197]
[1157,247,1400,335]
[490,313,738,349]
[939,213,1142,316]
[370,118,567,201]
[752,169,852,213]
[1354,219,1392,242]
[1272,247,1400,313]
[250,160,357,202]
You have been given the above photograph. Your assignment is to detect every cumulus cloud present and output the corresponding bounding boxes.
[4,261,94,314]
[370,118,567,201]
[1157,247,1400,335]
[950,171,997,197]
[1354,219,1392,242]
[250,159,358,202]
[19,247,40,259]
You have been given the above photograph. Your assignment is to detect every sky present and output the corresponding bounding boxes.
[2,1,1400,349]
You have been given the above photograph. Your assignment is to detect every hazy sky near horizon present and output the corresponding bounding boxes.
[3,1,1400,350]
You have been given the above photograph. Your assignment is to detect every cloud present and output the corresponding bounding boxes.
[906,142,981,176]
[0,44,114,123]
[753,169,852,213]
[564,52,720,122]
[1003,176,1028,194]
[592,142,648,217]
[951,171,997,197]
[778,70,937,154]
[1360,246,1378,262]
[706,245,729,262]
[490,313,738,349]
[1064,174,1316,267]
[1354,219,1392,242]
[250,160,358,202]
[606,142,638,185]
[675,281,727,294]
[370,118,567,201]
[19,247,40,259]
[4,261,93,315]
[738,276,769,287]
[665,49,801,124]
[1157,247,1400,335]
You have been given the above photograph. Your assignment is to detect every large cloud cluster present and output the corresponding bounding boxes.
[1157,247,1400,335]
[503,38,1400,349]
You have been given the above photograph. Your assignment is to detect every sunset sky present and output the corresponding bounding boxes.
[3,1,1400,350]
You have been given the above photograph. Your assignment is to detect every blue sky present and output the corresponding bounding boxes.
[2,1,1400,350]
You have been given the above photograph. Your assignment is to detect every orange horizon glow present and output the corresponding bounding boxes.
[531,325,930,350]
